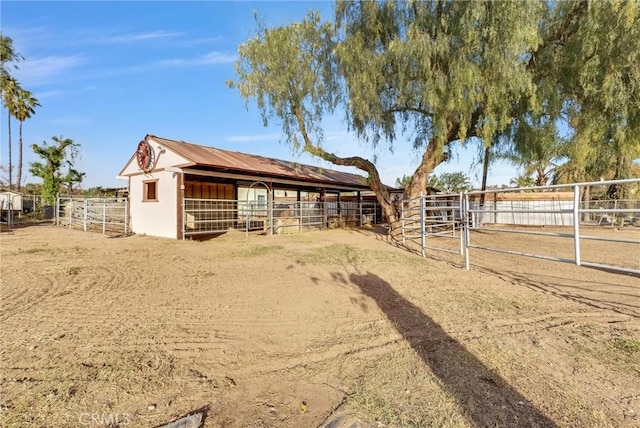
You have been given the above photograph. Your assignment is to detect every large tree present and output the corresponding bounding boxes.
[230,1,639,236]
[428,172,473,194]
[29,136,82,205]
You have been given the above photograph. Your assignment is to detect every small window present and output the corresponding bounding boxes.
[143,180,158,202]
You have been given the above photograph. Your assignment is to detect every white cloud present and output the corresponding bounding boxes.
[99,31,184,43]
[12,55,86,86]
[33,89,64,99]
[178,36,224,47]
[158,51,237,68]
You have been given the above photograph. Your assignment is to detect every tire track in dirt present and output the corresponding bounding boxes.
[460,311,637,342]
[0,275,55,320]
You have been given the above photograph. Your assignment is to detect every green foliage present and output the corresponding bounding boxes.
[21,182,42,195]
[2,34,39,191]
[229,11,338,153]
[501,119,566,186]
[395,174,411,189]
[611,338,640,353]
[428,172,472,194]
[230,1,640,221]
[12,88,39,122]
[29,136,83,205]
[0,34,21,70]
[510,175,536,190]
[335,1,543,148]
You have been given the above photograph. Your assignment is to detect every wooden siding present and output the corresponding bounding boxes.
[184,182,234,200]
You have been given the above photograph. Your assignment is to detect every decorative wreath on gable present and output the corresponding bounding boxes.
[136,140,153,171]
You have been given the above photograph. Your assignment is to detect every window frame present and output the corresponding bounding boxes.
[142,179,159,202]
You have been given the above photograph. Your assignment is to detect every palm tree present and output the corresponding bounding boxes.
[510,175,535,189]
[1,75,19,189]
[503,120,564,187]
[13,88,40,190]
[1,35,22,189]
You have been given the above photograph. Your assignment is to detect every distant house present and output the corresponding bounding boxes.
[117,134,378,239]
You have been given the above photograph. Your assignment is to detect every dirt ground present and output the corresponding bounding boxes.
[1,224,639,427]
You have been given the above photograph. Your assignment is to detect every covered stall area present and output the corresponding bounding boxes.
[118,135,380,239]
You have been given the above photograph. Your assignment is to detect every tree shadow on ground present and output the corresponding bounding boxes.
[390,236,640,318]
[472,265,640,319]
[347,271,557,428]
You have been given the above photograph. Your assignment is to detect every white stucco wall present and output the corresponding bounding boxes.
[129,170,179,239]
[120,140,191,239]
[237,186,268,202]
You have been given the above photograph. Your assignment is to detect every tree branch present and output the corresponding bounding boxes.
[291,105,392,206]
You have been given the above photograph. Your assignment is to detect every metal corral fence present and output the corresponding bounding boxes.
[400,178,640,276]
[183,199,379,238]
[400,193,465,257]
[464,178,640,275]
[56,196,129,235]
[0,194,45,227]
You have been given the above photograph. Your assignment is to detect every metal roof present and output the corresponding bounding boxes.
[147,135,371,189]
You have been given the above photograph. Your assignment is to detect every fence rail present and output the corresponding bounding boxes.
[400,193,465,257]
[399,178,639,276]
[182,199,380,238]
[56,196,129,235]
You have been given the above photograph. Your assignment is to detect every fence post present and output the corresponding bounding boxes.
[246,202,250,238]
[323,201,327,230]
[83,199,88,232]
[464,193,470,270]
[401,202,405,245]
[459,193,464,256]
[68,199,72,229]
[420,192,425,258]
[55,196,60,226]
[268,193,273,236]
[125,200,129,235]
[299,201,303,232]
[573,184,581,266]
[102,200,107,234]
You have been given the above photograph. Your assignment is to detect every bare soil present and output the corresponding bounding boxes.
[1,224,639,428]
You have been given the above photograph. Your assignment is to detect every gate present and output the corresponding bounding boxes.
[56,196,129,235]
[400,193,464,258]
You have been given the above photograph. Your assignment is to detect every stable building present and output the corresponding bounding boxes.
[117,135,380,239]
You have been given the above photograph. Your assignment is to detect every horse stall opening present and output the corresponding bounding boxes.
[182,180,381,239]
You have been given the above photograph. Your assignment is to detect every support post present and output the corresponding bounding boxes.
[83,198,88,232]
[573,184,581,266]
[420,192,425,258]
[268,188,273,235]
[321,189,327,229]
[464,193,470,270]
[102,200,107,234]
[459,193,464,256]
[401,201,405,245]
[357,191,362,226]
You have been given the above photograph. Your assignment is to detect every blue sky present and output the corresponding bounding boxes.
[2,1,517,190]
